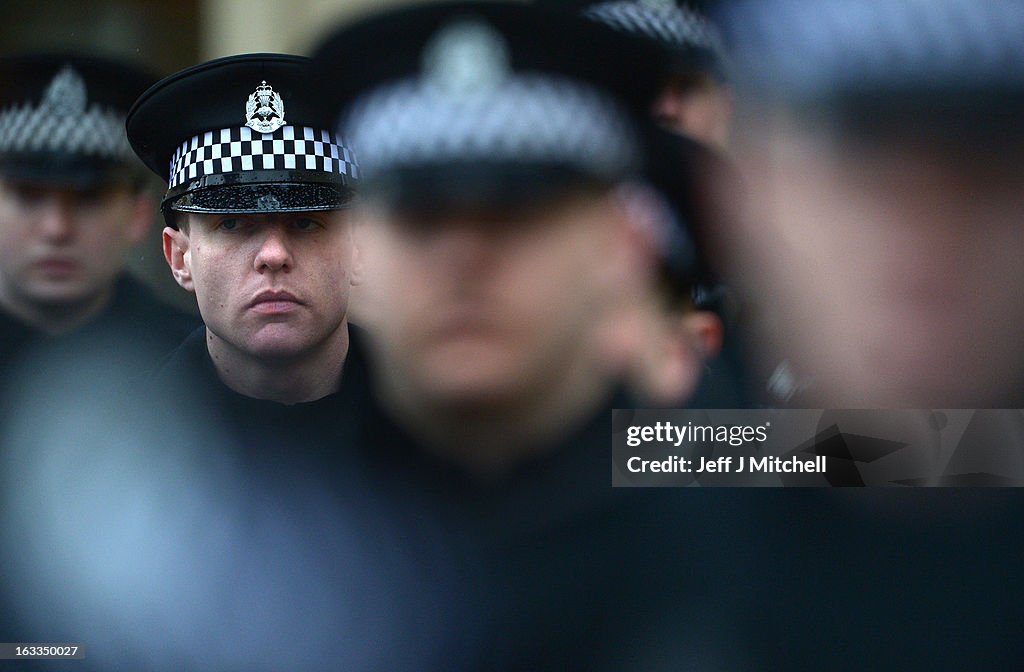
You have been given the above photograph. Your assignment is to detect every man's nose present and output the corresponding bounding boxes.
[652,89,684,127]
[37,196,77,243]
[253,226,294,272]
[432,221,498,271]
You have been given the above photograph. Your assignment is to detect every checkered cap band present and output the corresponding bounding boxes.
[585,1,725,55]
[723,0,1024,98]
[343,74,640,179]
[0,102,133,161]
[167,125,358,189]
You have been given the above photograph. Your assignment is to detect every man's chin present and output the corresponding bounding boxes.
[21,280,95,306]
[242,325,317,360]
[246,339,313,361]
[414,350,529,408]
[421,381,521,411]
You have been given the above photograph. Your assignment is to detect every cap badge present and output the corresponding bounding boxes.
[422,19,509,95]
[245,80,286,133]
[41,65,88,117]
[257,194,281,210]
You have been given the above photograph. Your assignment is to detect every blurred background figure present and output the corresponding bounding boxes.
[717,0,1024,409]
[0,51,200,672]
[551,0,733,149]
[538,0,753,408]
[631,126,753,406]
[0,54,198,374]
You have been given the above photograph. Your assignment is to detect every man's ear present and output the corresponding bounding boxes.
[349,236,364,287]
[626,302,706,407]
[681,310,724,360]
[163,225,195,292]
[707,84,735,151]
[606,183,661,296]
[126,193,155,246]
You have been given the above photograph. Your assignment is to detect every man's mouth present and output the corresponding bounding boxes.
[33,257,80,277]
[249,289,303,314]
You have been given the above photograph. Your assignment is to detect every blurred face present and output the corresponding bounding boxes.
[652,72,733,150]
[164,210,359,360]
[357,191,640,408]
[733,122,1024,406]
[0,180,149,313]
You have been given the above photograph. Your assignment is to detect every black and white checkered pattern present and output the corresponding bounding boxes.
[721,0,1024,99]
[0,102,133,160]
[168,125,358,188]
[343,74,640,179]
[584,1,725,55]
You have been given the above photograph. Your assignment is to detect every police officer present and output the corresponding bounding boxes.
[126,53,363,409]
[315,1,680,470]
[0,53,199,375]
[708,1,1024,669]
[1,55,414,672]
[719,0,1024,409]
[312,4,745,669]
[0,51,201,672]
[554,0,734,148]
[537,1,752,407]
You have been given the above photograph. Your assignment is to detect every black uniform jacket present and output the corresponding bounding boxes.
[0,274,199,378]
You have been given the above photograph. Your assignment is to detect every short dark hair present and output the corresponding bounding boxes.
[162,208,188,232]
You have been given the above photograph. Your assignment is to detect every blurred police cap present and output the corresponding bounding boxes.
[718,0,1024,118]
[0,52,156,189]
[311,1,668,208]
[546,0,729,82]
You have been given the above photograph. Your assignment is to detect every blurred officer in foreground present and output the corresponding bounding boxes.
[313,3,749,670]
[718,0,1024,408]
[318,1,690,472]
[555,0,733,148]
[706,4,1024,671]
[0,53,198,375]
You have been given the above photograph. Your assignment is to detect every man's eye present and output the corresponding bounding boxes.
[218,218,242,231]
[10,184,48,206]
[73,188,107,207]
[293,218,322,231]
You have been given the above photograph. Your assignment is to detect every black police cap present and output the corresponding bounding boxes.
[542,0,729,81]
[310,1,667,201]
[126,53,358,222]
[0,52,156,188]
[719,0,1024,107]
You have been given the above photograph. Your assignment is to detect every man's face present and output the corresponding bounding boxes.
[357,191,639,407]
[165,210,359,360]
[0,180,148,311]
[732,123,1024,406]
[652,72,733,150]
